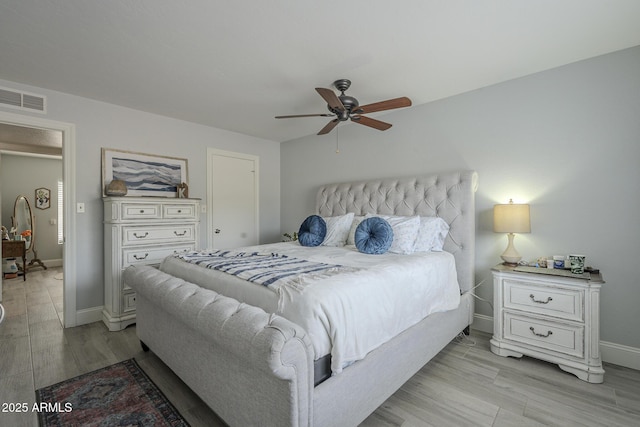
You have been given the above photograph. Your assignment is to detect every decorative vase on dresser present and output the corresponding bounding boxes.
[103,197,200,331]
[490,264,604,383]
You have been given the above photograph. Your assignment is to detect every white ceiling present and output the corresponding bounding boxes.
[1,1,639,143]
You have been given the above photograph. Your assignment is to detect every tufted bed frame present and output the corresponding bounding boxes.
[124,170,478,427]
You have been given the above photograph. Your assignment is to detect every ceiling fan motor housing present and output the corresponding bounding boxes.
[329,95,359,120]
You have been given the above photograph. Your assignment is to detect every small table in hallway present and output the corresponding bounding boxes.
[2,240,27,281]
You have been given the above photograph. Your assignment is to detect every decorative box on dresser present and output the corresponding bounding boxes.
[490,264,604,383]
[103,197,200,331]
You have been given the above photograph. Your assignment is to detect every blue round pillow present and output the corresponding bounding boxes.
[298,215,327,247]
[355,217,393,254]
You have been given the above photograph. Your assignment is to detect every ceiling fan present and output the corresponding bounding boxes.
[275,79,412,135]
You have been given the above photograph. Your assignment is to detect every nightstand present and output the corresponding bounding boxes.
[490,264,604,383]
[2,240,27,281]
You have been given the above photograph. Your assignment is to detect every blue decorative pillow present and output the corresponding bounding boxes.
[355,217,393,254]
[298,215,327,247]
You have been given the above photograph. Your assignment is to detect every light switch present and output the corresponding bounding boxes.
[201,205,207,213]
[50,218,57,225]
[77,203,85,213]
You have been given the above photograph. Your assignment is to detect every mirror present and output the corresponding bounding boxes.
[14,196,32,250]
[12,195,46,270]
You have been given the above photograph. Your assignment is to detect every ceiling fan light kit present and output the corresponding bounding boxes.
[275,79,411,135]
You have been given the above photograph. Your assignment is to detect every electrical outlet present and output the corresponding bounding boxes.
[77,203,85,213]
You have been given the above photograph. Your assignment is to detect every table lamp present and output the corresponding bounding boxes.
[493,199,530,265]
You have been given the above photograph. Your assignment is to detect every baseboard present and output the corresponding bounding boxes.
[600,341,640,371]
[44,258,63,267]
[75,306,103,326]
[471,314,639,371]
[471,313,493,334]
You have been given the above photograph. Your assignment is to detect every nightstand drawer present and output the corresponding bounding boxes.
[504,312,584,358]
[504,279,583,321]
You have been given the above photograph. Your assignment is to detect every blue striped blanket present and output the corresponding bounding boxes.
[175,250,359,289]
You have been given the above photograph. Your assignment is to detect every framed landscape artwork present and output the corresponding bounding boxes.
[102,148,188,197]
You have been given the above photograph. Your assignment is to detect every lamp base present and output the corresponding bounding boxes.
[500,233,522,266]
[501,261,519,267]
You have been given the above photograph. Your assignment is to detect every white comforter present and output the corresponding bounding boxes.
[160,242,460,374]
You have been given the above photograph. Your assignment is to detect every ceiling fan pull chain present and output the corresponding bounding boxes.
[335,125,340,154]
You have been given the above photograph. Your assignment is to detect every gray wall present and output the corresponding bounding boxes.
[1,154,63,263]
[0,78,281,312]
[281,46,640,349]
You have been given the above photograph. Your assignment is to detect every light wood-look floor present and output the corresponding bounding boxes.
[1,268,639,427]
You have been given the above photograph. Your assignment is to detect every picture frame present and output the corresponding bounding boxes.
[102,148,188,197]
[35,187,51,210]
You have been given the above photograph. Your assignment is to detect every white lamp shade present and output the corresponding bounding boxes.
[493,202,531,233]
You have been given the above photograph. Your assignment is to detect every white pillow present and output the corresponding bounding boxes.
[321,213,355,246]
[346,216,365,246]
[414,217,450,252]
[367,214,420,254]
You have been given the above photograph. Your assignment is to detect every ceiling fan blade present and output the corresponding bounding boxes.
[354,97,412,114]
[316,88,344,111]
[317,119,339,135]
[351,115,392,131]
[275,113,333,119]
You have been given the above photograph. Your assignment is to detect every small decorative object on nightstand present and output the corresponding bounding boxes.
[493,199,530,265]
[490,264,604,383]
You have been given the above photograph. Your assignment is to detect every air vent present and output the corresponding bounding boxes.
[0,86,46,113]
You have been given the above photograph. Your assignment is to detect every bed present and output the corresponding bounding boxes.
[124,170,478,427]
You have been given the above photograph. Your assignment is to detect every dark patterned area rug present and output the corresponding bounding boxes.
[35,358,189,426]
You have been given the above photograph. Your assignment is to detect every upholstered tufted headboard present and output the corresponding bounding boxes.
[316,171,478,293]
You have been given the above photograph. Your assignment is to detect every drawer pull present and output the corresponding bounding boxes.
[530,294,552,304]
[529,327,553,338]
[174,230,187,236]
[133,232,149,239]
[133,253,149,260]
[177,209,182,213]
[139,210,145,213]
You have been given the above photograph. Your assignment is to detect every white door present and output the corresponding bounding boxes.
[207,149,259,249]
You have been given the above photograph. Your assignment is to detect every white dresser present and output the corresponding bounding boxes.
[490,264,604,383]
[103,197,200,331]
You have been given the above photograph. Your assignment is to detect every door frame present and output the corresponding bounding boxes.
[0,111,77,327]
[206,148,259,249]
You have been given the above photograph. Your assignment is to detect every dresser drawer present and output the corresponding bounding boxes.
[121,203,162,220]
[122,244,194,268]
[503,279,583,321]
[123,291,136,313]
[163,204,198,219]
[504,312,584,358]
[122,224,195,245]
